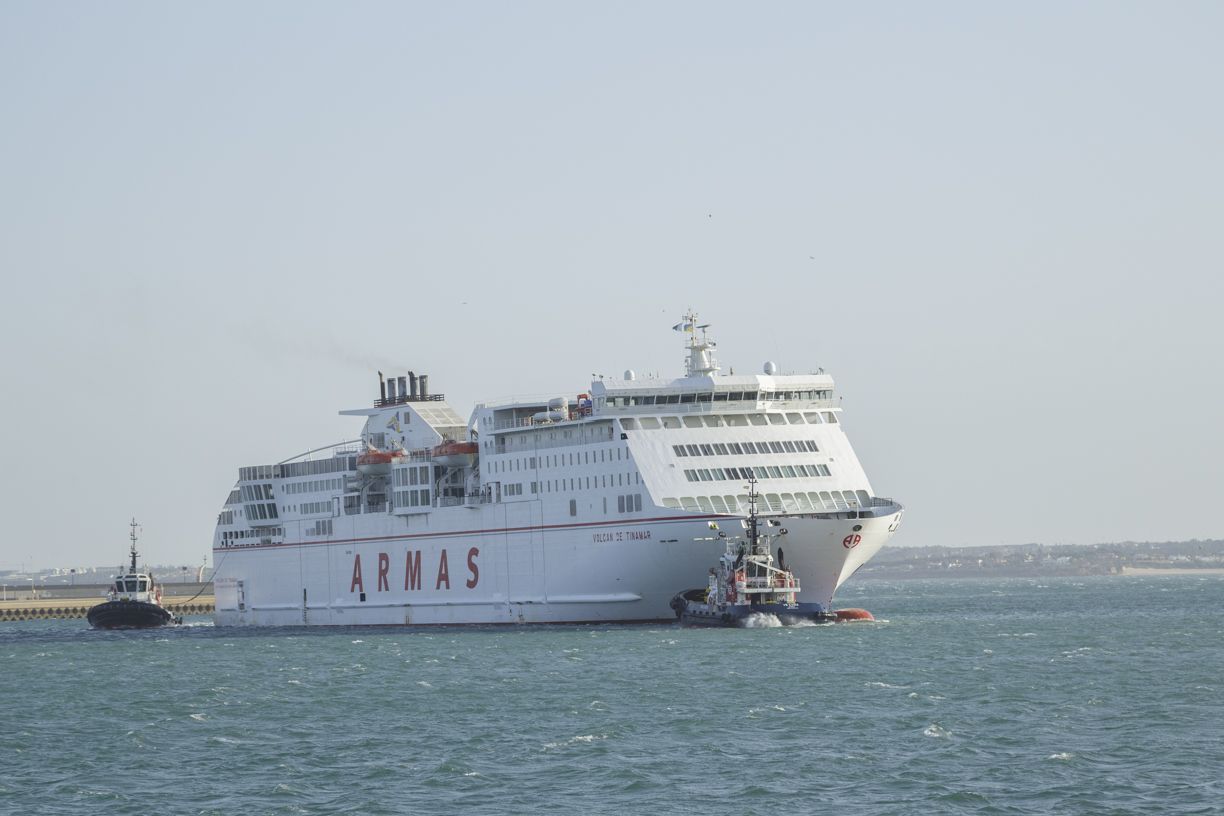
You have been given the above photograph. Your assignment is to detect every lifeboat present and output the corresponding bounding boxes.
[356,448,397,476]
[432,440,478,468]
[835,608,875,622]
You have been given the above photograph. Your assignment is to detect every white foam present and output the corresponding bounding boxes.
[543,734,606,750]
[923,724,951,738]
[1047,752,1074,761]
[743,613,783,628]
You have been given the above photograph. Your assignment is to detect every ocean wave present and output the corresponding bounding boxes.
[542,734,607,750]
[743,613,783,628]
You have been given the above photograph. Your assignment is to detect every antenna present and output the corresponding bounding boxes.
[128,517,140,573]
[674,309,720,377]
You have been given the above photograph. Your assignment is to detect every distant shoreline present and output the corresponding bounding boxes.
[1118,567,1224,576]
[857,567,1224,581]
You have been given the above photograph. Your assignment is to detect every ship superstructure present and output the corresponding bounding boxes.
[212,314,902,626]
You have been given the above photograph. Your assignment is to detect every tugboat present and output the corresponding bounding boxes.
[87,519,181,629]
[671,477,861,627]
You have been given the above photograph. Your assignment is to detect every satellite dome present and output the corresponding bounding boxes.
[624,369,636,381]
[763,361,778,375]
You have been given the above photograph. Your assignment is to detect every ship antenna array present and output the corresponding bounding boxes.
[745,475,760,553]
[674,308,719,377]
[128,517,140,573]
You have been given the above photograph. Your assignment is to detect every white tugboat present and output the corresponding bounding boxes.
[672,476,875,627]
[87,519,181,629]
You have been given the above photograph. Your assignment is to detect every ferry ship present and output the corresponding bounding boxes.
[212,314,902,626]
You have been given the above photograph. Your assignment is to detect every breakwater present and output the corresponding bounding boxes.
[0,597,214,621]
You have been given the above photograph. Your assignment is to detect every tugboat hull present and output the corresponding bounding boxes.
[87,600,177,629]
[671,590,836,627]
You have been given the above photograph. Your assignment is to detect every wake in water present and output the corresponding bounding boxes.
[743,613,784,628]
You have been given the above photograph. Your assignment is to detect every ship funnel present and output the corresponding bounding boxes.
[397,376,407,402]
[379,371,386,403]
[387,377,398,402]
[419,374,429,398]
[408,371,417,399]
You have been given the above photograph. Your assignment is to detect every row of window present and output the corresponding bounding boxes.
[622,411,837,431]
[301,501,333,514]
[534,472,642,493]
[284,478,344,495]
[304,519,334,537]
[393,466,432,487]
[618,493,642,513]
[220,526,284,542]
[683,463,832,482]
[495,472,645,503]
[663,489,870,515]
[238,456,358,491]
[279,455,357,479]
[240,484,274,502]
[115,579,149,593]
[490,446,629,474]
[394,488,432,508]
[245,502,279,521]
[605,389,831,407]
[674,439,819,457]
[608,391,757,406]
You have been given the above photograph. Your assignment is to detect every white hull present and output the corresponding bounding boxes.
[212,315,903,627]
[213,503,901,627]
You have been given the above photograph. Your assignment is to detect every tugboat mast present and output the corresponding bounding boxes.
[128,517,140,573]
[745,475,761,553]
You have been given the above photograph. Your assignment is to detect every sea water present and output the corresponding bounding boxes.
[2,575,1221,815]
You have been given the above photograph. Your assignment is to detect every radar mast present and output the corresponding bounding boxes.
[674,309,720,377]
[128,517,140,573]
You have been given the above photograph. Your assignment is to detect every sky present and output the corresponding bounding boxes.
[1,2,1221,570]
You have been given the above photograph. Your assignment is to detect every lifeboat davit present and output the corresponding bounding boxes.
[835,608,875,622]
[356,448,397,476]
[432,440,478,468]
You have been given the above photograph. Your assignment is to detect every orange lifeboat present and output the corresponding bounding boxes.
[356,447,397,476]
[835,608,875,622]
[432,440,478,468]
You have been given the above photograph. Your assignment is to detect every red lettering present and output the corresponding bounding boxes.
[436,549,450,590]
[377,552,390,592]
[404,550,422,591]
[350,554,364,593]
[466,547,480,589]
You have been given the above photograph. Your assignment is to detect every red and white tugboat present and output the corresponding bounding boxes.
[87,519,181,629]
[672,477,841,627]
